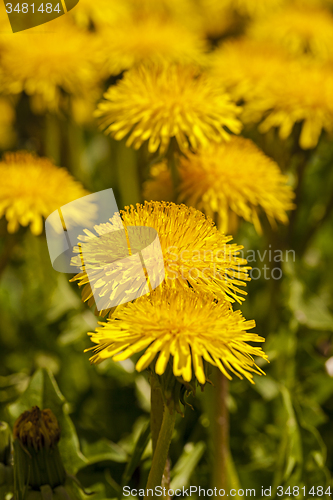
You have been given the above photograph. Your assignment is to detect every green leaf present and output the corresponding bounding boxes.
[170,442,205,491]
[288,279,333,331]
[7,368,88,475]
[120,420,150,491]
[82,439,128,465]
[272,386,303,489]
[253,376,280,401]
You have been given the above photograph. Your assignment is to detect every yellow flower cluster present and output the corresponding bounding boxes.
[71,201,271,384]
[1,0,311,389]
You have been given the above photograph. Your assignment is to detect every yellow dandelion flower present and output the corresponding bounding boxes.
[143,161,174,202]
[178,137,295,234]
[249,5,333,59]
[71,201,250,311]
[210,39,290,106]
[98,16,207,76]
[0,21,99,110]
[211,39,333,148]
[87,287,267,384]
[96,63,242,154]
[0,152,89,235]
[253,61,333,149]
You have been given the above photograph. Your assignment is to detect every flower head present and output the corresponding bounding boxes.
[96,63,242,154]
[211,39,333,148]
[71,201,250,314]
[13,407,70,494]
[0,152,89,235]
[13,407,60,452]
[178,137,295,233]
[210,39,290,106]
[252,61,333,149]
[0,20,99,109]
[98,17,207,75]
[249,5,333,59]
[87,287,267,385]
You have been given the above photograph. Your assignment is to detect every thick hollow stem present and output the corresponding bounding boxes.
[214,371,229,491]
[150,374,164,455]
[145,405,176,500]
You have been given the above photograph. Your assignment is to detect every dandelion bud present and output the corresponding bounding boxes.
[13,407,66,491]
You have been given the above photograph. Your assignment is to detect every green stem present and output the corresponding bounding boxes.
[214,371,229,491]
[287,147,311,244]
[116,139,141,206]
[166,137,180,194]
[150,374,164,455]
[300,189,333,254]
[45,113,61,166]
[144,405,176,500]
[150,374,172,498]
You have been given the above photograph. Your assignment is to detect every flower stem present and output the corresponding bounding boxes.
[145,404,176,500]
[116,139,141,206]
[150,373,164,455]
[150,374,172,498]
[214,371,229,491]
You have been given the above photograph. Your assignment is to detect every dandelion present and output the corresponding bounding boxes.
[87,287,267,385]
[14,407,61,452]
[0,20,99,110]
[96,63,242,154]
[211,39,333,148]
[98,16,207,75]
[178,137,295,233]
[13,407,66,490]
[254,61,333,149]
[249,5,333,59]
[70,201,250,312]
[13,407,84,499]
[0,152,89,235]
[210,39,290,107]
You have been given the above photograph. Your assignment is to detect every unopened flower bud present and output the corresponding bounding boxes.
[13,406,66,491]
